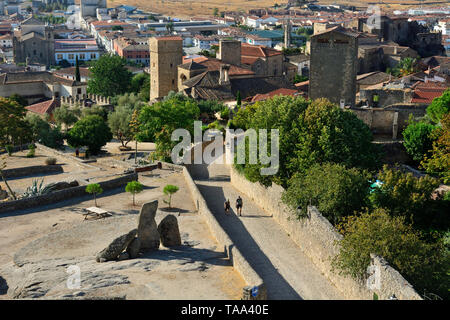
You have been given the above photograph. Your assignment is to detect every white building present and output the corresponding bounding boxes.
[55,38,101,65]
[246,16,262,28]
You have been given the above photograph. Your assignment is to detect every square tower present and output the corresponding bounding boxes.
[309,27,358,107]
[149,36,183,101]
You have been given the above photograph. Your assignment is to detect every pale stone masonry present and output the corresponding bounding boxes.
[149,36,183,101]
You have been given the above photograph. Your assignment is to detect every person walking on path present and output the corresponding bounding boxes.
[236,196,243,216]
[224,199,231,215]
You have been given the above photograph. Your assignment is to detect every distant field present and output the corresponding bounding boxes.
[107,0,449,18]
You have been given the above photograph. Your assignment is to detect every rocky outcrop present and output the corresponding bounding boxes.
[126,237,141,259]
[96,229,137,262]
[158,214,181,247]
[45,180,79,191]
[137,200,160,252]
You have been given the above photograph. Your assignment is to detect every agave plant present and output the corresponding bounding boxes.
[21,179,56,199]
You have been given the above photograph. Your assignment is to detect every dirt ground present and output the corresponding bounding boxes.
[107,0,447,19]
[0,146,246,300]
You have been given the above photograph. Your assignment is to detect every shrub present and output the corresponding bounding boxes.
[402,121,437,162]
[5,145,13,156]
[45,157,57,165]
[85,183,103,206]
[21,179,55,198]
[26,144,35,158]
[282,163,371,225]
[369,165,443,229]
[333,209,449,299]
[163,184,179,208]
[125,180,144,206]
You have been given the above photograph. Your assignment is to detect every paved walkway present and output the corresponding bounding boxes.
[190,159,344,300]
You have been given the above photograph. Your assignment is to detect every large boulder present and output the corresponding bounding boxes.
[157,214,181,247]
[126,237,141,259]
[96,229,137,262]
[137,200,160,252]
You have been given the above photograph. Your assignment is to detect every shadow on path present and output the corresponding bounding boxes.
[196,183,302,300]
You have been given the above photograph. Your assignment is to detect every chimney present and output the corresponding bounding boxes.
[219,64,230,85]
[393,46,398,55]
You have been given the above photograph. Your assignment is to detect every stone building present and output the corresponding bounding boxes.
[80,0,107,18]
[149,36,183,101]
[13,17,55,67]
[0,71,86,105]
[309,26,359,107]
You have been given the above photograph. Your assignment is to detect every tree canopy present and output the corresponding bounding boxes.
[232,96,381,187]
[0,97,32,146]
[87,54,132,97]
[427,89,450,124]
[282,163,371,225]
[137,94,200,160]
[67,115,112,154]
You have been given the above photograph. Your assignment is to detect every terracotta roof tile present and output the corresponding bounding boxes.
[26,99,60,115]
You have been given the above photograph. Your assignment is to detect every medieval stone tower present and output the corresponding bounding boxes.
[149,36,183,101]
[309,27,358,108]
[217,40,241,66]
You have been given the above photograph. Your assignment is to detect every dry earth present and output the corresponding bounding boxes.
[0,145,245,299]
[105,0,448,19]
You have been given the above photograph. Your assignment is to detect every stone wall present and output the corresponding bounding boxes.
[2,165,63,179]
[349,105,427,138]
[181,164,267,300]
[0,173,138,214]
[230,165,422,300]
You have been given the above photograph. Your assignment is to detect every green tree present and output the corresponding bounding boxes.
[129,73,149,96]
[402,120,437,162]
[233,96,381,187]
[389,57,418,77]
[236,90,241,107]
[137,94,200,161]
[111,25,123,31]
[87,54,132,97]
[421,113,450,184]
[53,105,81,131]
[165,22,174,34]
[427,89,450,124]
[213,7,219,16]
[108,105,134,147]
[369,165,441,228]
[0,97,32,146]
[26,114,64,149]
[67,115,113,154]
[8,94,27,107]
[81,105,108,120]
[75,55,81,82]
[85,183,103,206]
[0,155,17,200]
[282,163,371,225]
[163,184,179,208]
[333,209,449,299]
[125,180,144,206]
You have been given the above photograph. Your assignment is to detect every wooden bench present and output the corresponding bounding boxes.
[83,207,111,220]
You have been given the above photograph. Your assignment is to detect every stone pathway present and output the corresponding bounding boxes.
[191,160,344,300]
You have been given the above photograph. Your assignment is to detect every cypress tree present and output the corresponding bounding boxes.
[75,56,81,82]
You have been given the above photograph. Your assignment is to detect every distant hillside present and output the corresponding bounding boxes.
[108,0,448,18]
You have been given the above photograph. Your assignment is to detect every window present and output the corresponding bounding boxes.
[90,53,96,59]
[57,54,63,60]
[317,38,329,43]
[77,88,82,94]
[172,79,175,85]
[68,54,74,60]
[33,50,36,55]
[79,54,85,59]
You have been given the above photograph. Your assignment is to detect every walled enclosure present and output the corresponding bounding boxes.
[0,173,138,214]
[177,162,267,300]
[230,165,422,300]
